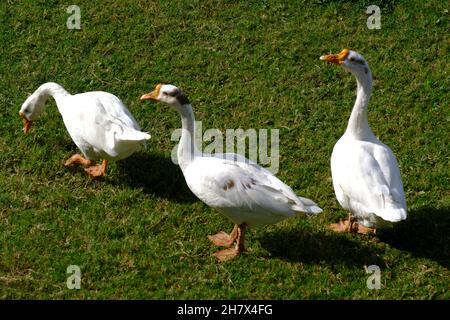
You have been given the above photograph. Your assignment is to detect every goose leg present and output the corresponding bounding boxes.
[348,214,375,234]
[328,214,350,233]
[353,223,374,234]
[84,160,108,178]
[207,224,238,247]
[212,223,246,262]
[348,213,356,232]
[329,213,375,234]
[64,154,95,168]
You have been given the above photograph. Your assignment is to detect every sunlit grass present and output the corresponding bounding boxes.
[0,0,448,299]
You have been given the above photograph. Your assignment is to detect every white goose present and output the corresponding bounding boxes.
[320,49,407,233]
[19,82,150,177]
[141,84,322,261]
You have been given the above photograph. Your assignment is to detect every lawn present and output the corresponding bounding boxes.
[0,0,448,299]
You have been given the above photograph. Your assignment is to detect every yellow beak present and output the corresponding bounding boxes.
[320,49,350,65]
[19,111,31,134]
[140,84,162,101]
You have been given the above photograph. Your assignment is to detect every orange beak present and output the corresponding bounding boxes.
[140,84,162,101]
[320,49,350,65]
[19,111,31,134]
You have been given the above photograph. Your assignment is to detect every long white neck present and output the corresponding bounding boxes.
[345,70,375,140]
[177,104,201,171]
[32,82,70,114]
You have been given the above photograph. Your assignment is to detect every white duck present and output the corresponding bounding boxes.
[141,84,322,261]
[320,49,407,233]
[19,82,150,177]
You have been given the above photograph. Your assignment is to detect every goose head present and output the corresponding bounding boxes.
[140,84,190,110]
[19,94,45,134]
[320,49,371,78]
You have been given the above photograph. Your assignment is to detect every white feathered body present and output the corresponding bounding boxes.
[331,133,407,227]
[55,91,150,161]
[183,154,322,228]
[141,85,322,229]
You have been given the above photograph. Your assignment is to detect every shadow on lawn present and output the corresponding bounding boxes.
[259,228,385,267]
[116,152,197,204]
[260,207,450,268]
[378,207,450,268]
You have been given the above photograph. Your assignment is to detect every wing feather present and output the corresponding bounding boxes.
[332,139,407,223]
[185,157,322,227]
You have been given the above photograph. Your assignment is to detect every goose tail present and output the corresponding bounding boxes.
[377,206,407,223]
[292,197,323,215]
[118,130,151,142]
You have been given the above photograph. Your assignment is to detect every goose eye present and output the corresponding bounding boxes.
[350,57,355,62]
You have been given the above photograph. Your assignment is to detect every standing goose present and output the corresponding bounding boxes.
[320,49,407,233]
[141,84,322,261]
[19,82,150,177]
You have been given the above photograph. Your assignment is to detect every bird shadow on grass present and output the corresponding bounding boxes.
[377,207,450,268]
[258,228,385,268]
[115,152,197,204]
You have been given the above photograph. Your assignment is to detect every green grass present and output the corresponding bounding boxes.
[0,0,449,299]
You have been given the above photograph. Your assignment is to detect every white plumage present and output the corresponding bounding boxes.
[331,138,407,227]
[141,84,322,260]
[184,155,322,228]
[19,82,150,177]
[321,49,407,232]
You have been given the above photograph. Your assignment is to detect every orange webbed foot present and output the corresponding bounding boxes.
[207,225,238,247]
[328,220,350,233]
[212,247,240,262]
[84,160,108,178]
[208,232,235,247]
[64,154,95,168]
[353,223,374,234]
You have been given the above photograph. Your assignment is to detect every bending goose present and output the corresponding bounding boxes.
[19,82,150,177]
[320,49,407,233]
[141,84,322,261]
